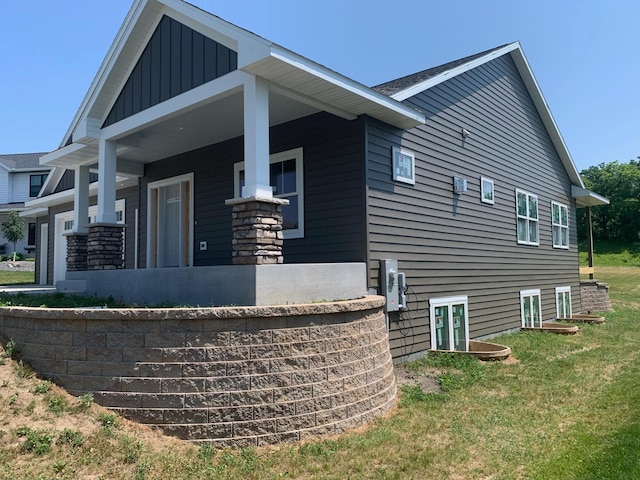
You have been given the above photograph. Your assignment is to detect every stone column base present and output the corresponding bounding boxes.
[225,197,288,265]
[87,223,125,270]
[65,232,88,272]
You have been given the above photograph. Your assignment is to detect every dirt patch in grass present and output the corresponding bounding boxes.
[0,347,189,477]
[394,363,442,393]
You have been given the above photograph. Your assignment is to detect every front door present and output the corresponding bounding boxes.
[148,174,193,268]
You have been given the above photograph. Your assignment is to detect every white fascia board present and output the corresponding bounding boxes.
[509,47,584,188]
[269,46,425,126]
[101,69,249,141]
[39,167,66,197]
[25,181,102,210]
[60,0,150,149]
[391,43,521,102]
[40,143,91,167]
[5,168,50,173]
[159,0,270,57]
[19,207,48,218]
[73,117,103,145]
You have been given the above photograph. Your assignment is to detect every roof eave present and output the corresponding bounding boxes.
[571,185,610,208]
[243,46,425,130]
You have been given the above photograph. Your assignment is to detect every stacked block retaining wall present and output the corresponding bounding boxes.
[580,280,613,313]
[0,296,395,447]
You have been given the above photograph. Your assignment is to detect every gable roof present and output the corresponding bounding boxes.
[0,153,50,172]
[56,0,424,154]
[372,42,595,196]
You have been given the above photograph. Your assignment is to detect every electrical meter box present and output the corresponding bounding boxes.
[380,259,406,312]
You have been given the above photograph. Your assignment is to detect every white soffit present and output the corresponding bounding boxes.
[571,185,610,208]
[244,46,425,130]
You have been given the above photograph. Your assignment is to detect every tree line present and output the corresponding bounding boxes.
[577,158,640,243]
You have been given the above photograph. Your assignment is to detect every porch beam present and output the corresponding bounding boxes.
[242,76,272,199]
[97,138,118,224]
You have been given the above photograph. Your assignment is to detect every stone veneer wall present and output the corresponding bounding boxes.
[228,198,287,265]
[580,280,613,313]
[65,233,88,272]
[87,224,124,270]
[0,296,395,447]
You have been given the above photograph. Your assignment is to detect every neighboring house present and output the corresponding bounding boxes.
[26,0,607,360]
[0,153,50,257]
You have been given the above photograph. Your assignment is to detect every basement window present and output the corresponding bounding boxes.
[430,296,469,351]
[520,289,542,328]
[555,286,572,318]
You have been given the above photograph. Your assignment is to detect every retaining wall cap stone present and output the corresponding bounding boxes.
[0,296,385,321]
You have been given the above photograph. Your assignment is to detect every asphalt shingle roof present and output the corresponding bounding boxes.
[372,44,510,97]
[0,153,49,171]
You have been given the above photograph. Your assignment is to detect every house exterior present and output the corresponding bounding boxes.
[26,0,607,361]
[0,153,50,256]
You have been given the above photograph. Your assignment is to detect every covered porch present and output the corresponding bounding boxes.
[36,0,422,304]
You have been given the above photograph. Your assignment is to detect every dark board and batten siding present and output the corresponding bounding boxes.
[366,54,581,359]
[103,15,238,127]
[53,170,99,194]
[140,112,367,269]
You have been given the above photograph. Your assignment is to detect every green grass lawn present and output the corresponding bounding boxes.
[579,239,640,267]
[0,269,34,286]
[1,255,639,478]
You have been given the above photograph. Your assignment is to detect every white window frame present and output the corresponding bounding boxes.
[234,148,304,239]
[516,189,539,246]
[481,176,494,204]
[147,173,194,268]
[551,201,569,249]
[555,286,572,319]
[392,146,415,185]
[520,289,542,328]
[429,295,470,352]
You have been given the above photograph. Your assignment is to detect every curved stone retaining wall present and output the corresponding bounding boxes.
[0,296,395,447]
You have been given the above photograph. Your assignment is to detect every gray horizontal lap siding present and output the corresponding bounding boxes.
[140,112,367,268]
[366,54,580,359]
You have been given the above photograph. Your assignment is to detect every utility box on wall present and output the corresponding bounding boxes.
[380,259,406,312]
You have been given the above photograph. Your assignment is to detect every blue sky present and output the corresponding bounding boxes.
[1,0,638,172]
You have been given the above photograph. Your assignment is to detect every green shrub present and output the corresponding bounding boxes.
[47,395,67,415]
[4,339,18,358]
[98,412,120,430]
[77,392,94,411]
[57,428,84,448]
[21,428,54,454]
[31,380,52,395]
[14,360,33,379]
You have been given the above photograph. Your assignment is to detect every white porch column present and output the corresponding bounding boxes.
[242,76,272,198]
[97,138,118,223]
[73,165,90,233]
